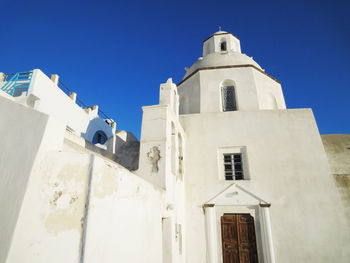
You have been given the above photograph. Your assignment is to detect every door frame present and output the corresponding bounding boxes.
[203,184,276,263]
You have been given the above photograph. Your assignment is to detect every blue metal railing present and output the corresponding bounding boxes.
[0,71,114,126]
[0,71,33,97]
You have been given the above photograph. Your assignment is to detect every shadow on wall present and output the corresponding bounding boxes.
[80,154,95,263]
[110,131,140,171]
[321,134,350,227]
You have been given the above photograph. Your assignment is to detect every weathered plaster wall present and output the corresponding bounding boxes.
[0,96,51,263]
[6,130,164,263]
[180,109,350,263]
[83,153,164,263]
[138,105,168,189]
[322,134,350,226]
[322,134,350,175]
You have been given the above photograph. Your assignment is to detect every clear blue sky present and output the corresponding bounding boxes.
[1,0,349,138]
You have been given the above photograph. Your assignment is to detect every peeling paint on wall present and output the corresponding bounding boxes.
[147,146,161,173]
[41,162,90,235]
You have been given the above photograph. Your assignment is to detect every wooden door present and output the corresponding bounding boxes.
[221,214,258,263]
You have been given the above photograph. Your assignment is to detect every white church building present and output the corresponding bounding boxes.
[0,30,349,263]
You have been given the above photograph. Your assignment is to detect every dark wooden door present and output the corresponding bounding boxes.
[221,214,258,263]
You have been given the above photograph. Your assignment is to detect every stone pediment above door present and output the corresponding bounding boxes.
[204,183,269,206]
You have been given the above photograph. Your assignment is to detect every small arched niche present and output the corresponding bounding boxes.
[92,130,107,144]
[220,79,237,112]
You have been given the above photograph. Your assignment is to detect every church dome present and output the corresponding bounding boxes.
[214,30,228,34]
[183,51,262,79]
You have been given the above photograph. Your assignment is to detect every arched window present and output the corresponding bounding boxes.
[220,40,227,51]
[92,130,107,144]
[221,85,237,111]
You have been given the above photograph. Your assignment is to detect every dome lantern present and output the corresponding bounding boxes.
[202,31,241,57]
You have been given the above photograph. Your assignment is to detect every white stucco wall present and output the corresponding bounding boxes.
[178,73,201,114]
[0,96,55,263]
[83,155,164,263]
[29,69,113,142]
[180,109,350,263]
[252,70,286,110]
[5,127,165,263]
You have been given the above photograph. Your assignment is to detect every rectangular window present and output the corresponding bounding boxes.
[217,147,248,181]
[223,153,244,180]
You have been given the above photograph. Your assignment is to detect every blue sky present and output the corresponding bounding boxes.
[1,0,349,138]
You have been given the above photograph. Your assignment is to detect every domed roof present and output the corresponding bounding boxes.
[183,51,262,80]
[214,30,228,34]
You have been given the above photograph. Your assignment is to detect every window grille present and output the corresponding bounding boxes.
[221,85,236,111]
[223,153,243,180]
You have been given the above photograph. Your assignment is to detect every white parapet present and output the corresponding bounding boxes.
[69,92,77,103]
[50,74,59,85]
[28,70,114,143]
